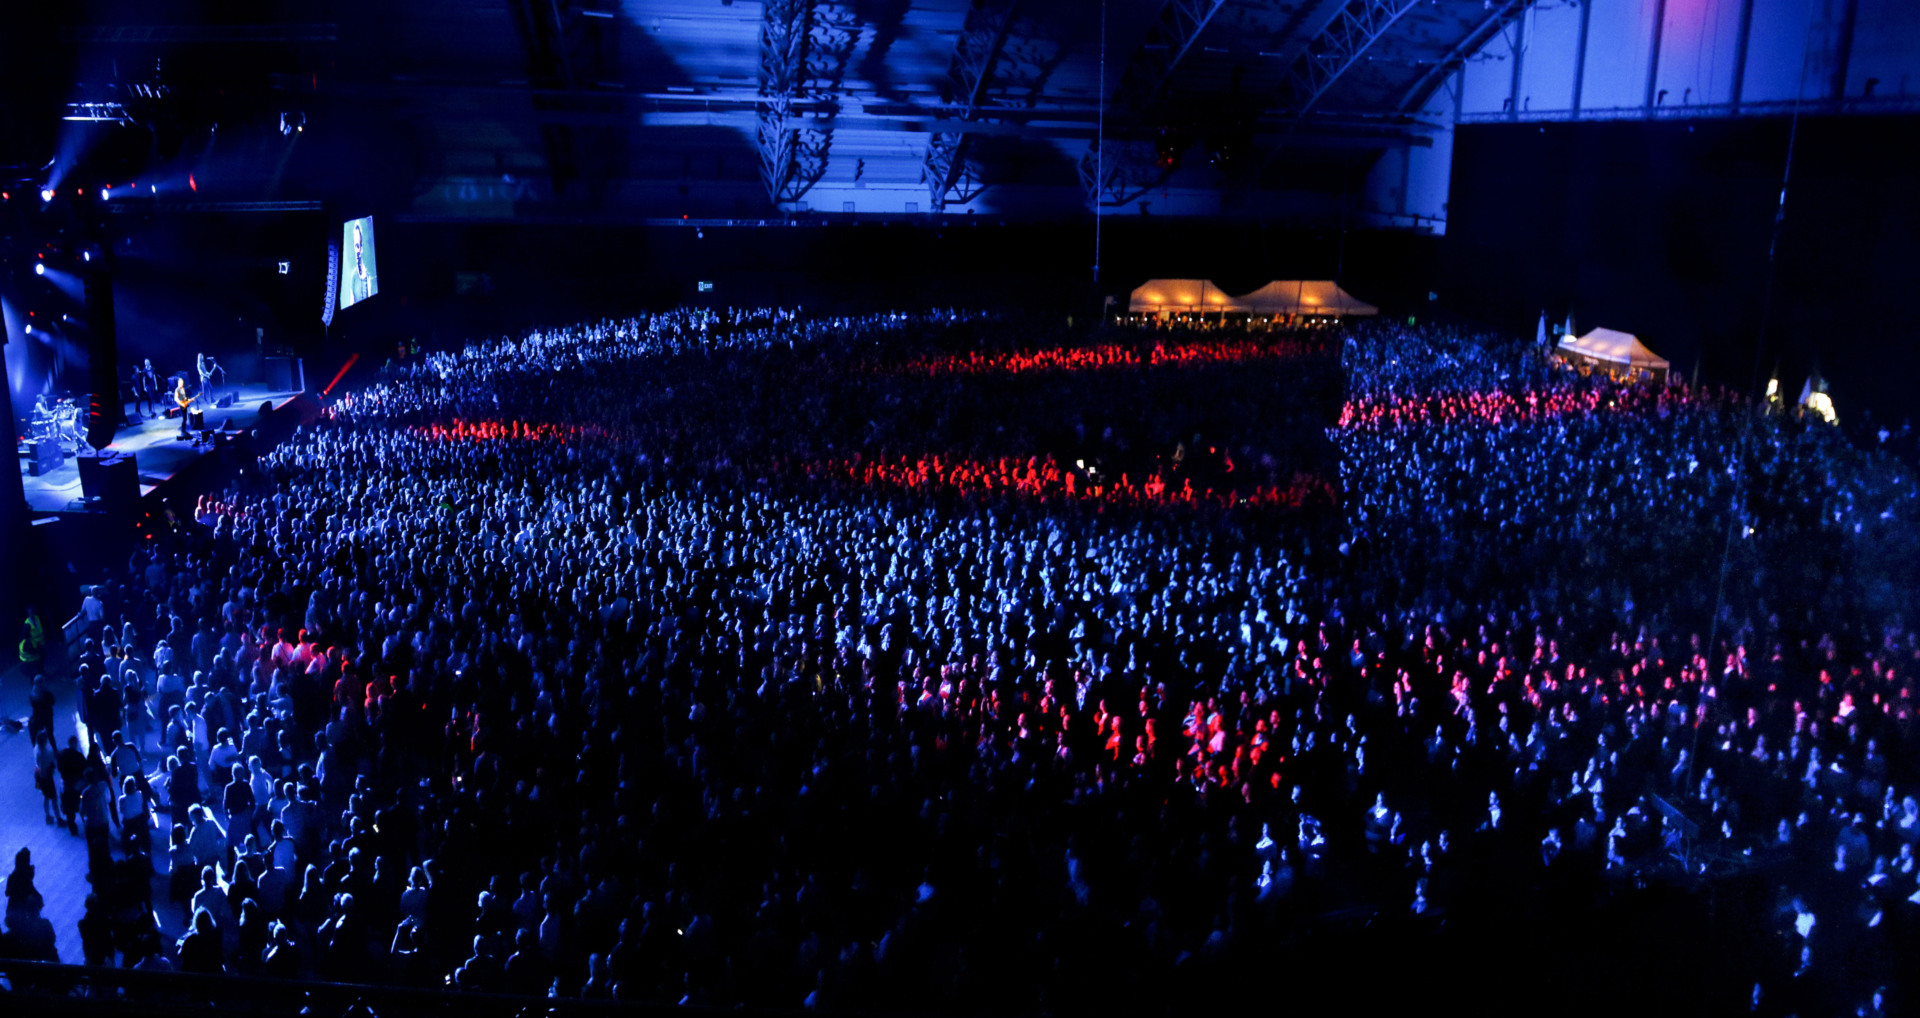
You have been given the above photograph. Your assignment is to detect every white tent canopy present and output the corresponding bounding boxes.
[1236,280,1378,317]
[1127,279,1248,313]
[1555,327,1670,371]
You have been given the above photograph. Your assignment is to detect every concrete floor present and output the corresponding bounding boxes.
[0,662,191,964]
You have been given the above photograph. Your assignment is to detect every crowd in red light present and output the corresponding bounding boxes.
[895,337,1323,377]
[1337,382,1717,432]
[801,452,1334,510]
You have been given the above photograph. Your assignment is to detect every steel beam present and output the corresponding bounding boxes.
[1506,11,1526,119]
[1829,0,1859,100]
[1729,0,1754,113]
[1281,0,1424,117]
[759,0,811,204]
[1246,0,1423,189]
[1457,92,1920,123]
[1262,0,1358,76]
[1643,0,1668,114]
[759,1,858,206]
[104,201,325,213]
[1395,0,1528,113]
[922,1,1021,212]
[1571,0,1593,116]
[61,24,338,44]
[1079,0,1229,205]
[511,0,584,200]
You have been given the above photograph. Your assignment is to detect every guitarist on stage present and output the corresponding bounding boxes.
[174,376,195,439]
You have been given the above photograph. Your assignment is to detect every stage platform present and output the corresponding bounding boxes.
[17,384,305,513]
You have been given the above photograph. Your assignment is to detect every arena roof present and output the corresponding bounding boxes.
[6,0,1534,222]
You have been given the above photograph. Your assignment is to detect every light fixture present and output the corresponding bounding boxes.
[62,101,133,123]
[41,188,55,202]
[35,263,46,276]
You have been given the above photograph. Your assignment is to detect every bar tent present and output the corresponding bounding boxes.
[1235,280,1378,317]
[1555,327,1670,380]
[1126,279,1249,314]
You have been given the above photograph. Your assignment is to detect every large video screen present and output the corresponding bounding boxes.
[338,216,379,310]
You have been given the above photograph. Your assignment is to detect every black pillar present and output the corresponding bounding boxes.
[1830,0,1859,101]
[0,335,28,631]
[1572,0,1594,116]
[1644,0,1669,115]
[83,246,118,450]
[1728,0,1754,113]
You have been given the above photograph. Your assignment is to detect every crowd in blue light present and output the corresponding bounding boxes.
[6,308,1919,1015]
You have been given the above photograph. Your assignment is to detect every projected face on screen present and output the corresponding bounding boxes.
[339,216,379,310]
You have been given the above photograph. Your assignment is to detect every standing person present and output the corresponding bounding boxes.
[56,737,87,835]
[18,606,46,678]
[135,359,159,417]
[27,675,56,746]
[348,221,373,306]
[118,776,154,871]
[80,768,116,878]
[5,848,45,923]
[33,736,61,825]
[174,377,194,440]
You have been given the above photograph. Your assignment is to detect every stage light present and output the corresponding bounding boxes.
[23,324,31,334]
[41,188,54,202]
[83,251,92,262]
[35,263,46,276]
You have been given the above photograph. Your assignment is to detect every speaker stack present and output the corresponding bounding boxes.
[76,449,139,514]
[27,440,62,476]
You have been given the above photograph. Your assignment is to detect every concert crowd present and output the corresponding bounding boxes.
[6,308,1919,1016]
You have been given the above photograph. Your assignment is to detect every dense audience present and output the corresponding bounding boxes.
[5,308,1919,1016]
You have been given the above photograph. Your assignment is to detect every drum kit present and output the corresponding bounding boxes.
[30,395,90,455]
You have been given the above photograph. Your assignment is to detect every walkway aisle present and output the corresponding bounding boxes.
[0,663,191,965]
[0,664,89,962]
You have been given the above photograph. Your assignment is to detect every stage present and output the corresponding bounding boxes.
[17,384,306,513]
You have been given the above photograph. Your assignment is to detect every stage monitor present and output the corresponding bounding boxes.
[338,216,379,311]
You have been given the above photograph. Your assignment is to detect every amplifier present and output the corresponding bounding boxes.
[27,439,62,476]
[190,410,206,431]
[77,449,139,513]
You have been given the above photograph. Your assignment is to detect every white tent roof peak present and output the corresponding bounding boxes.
[1128,279,1247,313]
[1557,327,1669,369]
[1236,280,1377,316]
